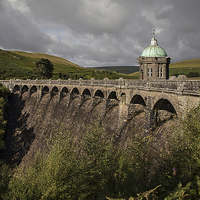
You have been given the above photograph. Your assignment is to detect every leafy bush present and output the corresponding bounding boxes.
[0,84,10,152]
[187,72,200,77]
[4,124,155,199]
[171,72,200,78]
[2,105,200,199]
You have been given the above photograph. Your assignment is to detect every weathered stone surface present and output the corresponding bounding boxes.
[0,78,200,167]
[1,78,200,131]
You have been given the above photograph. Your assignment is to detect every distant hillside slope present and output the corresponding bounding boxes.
[169,58,200,77]
[0,49,137,80]
[11,51,81,68]
[91,66,139,74]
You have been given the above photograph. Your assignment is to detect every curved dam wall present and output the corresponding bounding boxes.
[1,89,177,168]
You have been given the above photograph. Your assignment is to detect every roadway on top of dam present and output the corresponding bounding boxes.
[1,78,200,97]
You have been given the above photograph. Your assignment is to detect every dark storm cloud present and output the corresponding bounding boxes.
[0,0,53,52]
[1,0,200,66]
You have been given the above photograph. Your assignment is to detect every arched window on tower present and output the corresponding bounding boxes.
[148,68,153,77]
[150,68,153,76]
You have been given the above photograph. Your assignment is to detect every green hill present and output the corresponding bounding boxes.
[169,58,200,77]
[91,66,139,74]
[4,48,199,80]
[0,49,137,80]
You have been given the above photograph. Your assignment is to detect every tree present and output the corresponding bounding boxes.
[35,58,54,79]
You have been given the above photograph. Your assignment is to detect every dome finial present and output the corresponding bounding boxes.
[152,28,155,38]
[151,29,157,46]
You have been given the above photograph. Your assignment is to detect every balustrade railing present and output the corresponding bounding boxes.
[1,78,200,95]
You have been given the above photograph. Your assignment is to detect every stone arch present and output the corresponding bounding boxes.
[60,87,69,98]
[50,86,59,98]
[121,92,126,97]
[30,86,37,96]
[82,88,91,102]
[153,94,178,115]
[153,99,176,114]
[82,88,91,96]
[108,91,118,100]
[13,85,20,93]
[42,86,49,95]
[21,85,28,94]
[95,90,104,98]
[71,87,80,100]
[130,94,146,106]
[71,87,79,95]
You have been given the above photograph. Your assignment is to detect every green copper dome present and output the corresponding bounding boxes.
[141,37,167,57]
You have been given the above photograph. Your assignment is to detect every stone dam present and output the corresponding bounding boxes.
[0,78,200,166]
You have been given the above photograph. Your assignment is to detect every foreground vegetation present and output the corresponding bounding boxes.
[0,84,10,152]
[0,101,200,199]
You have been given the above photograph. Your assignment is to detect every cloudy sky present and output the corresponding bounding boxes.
[1,0,200,67]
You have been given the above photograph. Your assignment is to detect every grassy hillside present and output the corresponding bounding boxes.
[3,48,199,80]
[0,49,137,80]
[169,58,200,77]
[91,66,139,74]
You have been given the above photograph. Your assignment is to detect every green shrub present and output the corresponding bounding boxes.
[2,104,200,199]
[0,84,10,152]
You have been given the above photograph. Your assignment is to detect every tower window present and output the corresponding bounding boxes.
[147,68,152,77]
[161,68,163,77]
[158,67,160,77]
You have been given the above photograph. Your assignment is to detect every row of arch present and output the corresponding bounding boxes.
[13,84,177,115]
[13,85,117,100]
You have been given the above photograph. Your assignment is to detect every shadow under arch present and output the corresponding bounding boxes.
[130,94,146,106]
[42,86,49,96]
[50,86,59,98]
[71,87,79,95]
[153,98,177,114]
[60,87,69,99]
[30,86,37,96]
[108,91,118,100]
[82,88,91,97]
[21,85,28,94]
[70,87,80,101]
[95,90,104,98]
[82,88,91,102]
[13,85,20,93]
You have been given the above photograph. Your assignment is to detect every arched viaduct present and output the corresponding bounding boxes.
[1,78,200,132]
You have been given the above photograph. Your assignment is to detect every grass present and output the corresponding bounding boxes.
[91,66,139,75]
[170,58,200,68]
[169,58,200,76]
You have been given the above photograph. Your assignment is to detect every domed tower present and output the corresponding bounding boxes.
[137,32,170,80]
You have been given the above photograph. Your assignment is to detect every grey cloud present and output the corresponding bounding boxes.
[0,1,53,53]
[1,0,200,67]
[26,0,127,35]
